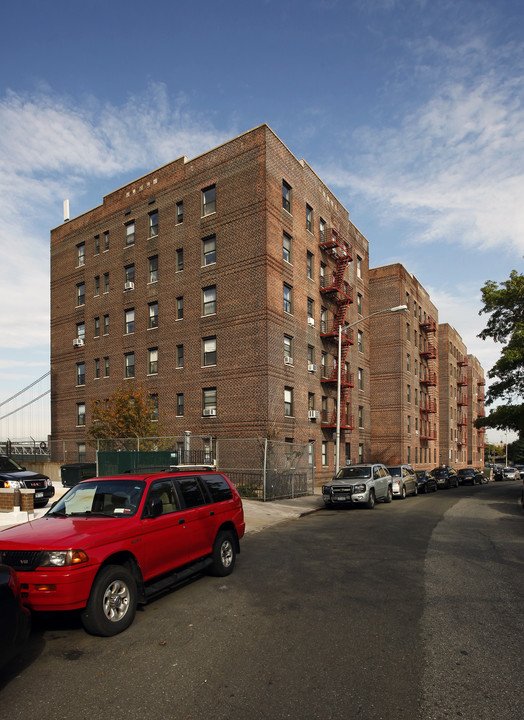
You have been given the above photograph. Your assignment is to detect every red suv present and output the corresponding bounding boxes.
[0,470,245,636]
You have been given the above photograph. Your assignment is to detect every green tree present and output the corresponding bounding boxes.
[87,384,161,445]
[476,270,524,437]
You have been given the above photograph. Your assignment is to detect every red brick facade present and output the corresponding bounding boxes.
[50,125,370,482]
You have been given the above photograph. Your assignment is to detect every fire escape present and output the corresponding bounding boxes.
[457,356,469,446]
[477,378,486,449]
[419,315,437,441]
[319,228,354,429]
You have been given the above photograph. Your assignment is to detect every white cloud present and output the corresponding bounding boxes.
[0,84,232,352]
[322,40,524,255]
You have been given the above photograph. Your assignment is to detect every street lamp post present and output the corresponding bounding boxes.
[335,304,408,475]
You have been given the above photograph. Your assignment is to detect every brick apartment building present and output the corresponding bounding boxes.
[50,124,370,481]
[467,354,486,466]
[368,264,440,469]
[437,323,484,468]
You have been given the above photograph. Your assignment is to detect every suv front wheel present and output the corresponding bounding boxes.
[81,564,138,636]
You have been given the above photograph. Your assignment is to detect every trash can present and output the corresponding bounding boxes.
[60,463,97,488]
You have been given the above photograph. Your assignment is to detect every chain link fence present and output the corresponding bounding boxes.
[2,435,315,501]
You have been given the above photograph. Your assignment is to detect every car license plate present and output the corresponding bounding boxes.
[35,492,44,498]
[335,495,347,502]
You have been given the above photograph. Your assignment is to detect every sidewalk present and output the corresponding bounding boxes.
[0,483,325,534]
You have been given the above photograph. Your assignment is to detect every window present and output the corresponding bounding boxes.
[406,292,410,310]
[357,293,362,315]
[306,251,313,279]
[176,393,184,416]
[76,282,85,307]
[283,231,292,263]
[203,336,217,366]
[358,367,364,390]
[94,235,100,255]
[94,275,100,296]
[148,348,158,375]
[308,392,315,411]
[283,283,293,314]
[148,302,158,329]
[76,243,85,267]
[407,353,411,372]
[176,344,184,368]
[203,387,217,414]
[284,335,293,361]
[356,256,362,279]
[150,394,159,421]
[320,306,327,333]
[125,221,135,246]
[176,201,183,224]
[202,286,216,316]
[124,352,135,379]
[407,415,411,433]
[104,357,109,377]
[148,210,158,237]
[358,444,364,463]
[307,297,314,324]
[282,180,291,213]
[357,330,363,353]
[103,272,109,293]
[176,296,184,320]
[103,314,109,335]
[202,185,216,216]
[176,248,184,271]
[148,255,158,283]
[124,308,134,335]
[94,317,100,338]
[76,322,85,340]
[284,387,294,417]
[358,405,364,429]
[76,362,85,386]
[103,231,109,251]
[76,402,86,427]
[319,217,326,240]
[407,384,411,403]
[94,358,100,380]
[203,235,216,265]
[406,322,410,341]
[306,204,313,232]
[322,441,327,467]
[177,478,207,508]
[124,264,135,285]
[308,345,315,366]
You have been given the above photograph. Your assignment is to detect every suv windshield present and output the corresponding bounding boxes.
[48,479,146,517]
[335,466,371,480]
[0,456,24,472]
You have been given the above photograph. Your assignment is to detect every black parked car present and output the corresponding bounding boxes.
[0,564,31,670]
[431,466,459,489]
[415,470,438,493]
[0,454,55,508]
[457,468,482,485]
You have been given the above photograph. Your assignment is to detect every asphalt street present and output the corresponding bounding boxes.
[0,481,522,720]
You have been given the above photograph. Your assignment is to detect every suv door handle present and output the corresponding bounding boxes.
[209,511,215,516]
[179,518,185,525]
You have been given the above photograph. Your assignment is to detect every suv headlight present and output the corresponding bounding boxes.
[352,484,366,493]
[40,550,89,567]
[4,480,23,489]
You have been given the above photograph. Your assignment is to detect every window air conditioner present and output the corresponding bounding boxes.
[73,338,85,347]
[308,410,320,420]
[203,408,217,417]
[124,281,135,290]
[307,317,315,326]
[308,362,317,373]
[284,356,294,366]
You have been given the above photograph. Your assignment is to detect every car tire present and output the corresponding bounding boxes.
[365,489,375,509]
[384,486,393,503]
[210,531,236,576]
[400,485,406,500]
[81,565,137,637]
[433,484,438,492]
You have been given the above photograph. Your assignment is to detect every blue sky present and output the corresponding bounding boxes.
[0,0,522,445]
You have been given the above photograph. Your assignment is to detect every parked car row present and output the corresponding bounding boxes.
[322,462,494,509]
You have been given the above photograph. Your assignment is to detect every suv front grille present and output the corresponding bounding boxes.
[23,479,46,490]
[0,549,43,571]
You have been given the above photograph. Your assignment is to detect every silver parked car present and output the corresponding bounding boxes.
[387,465,418,498]
[322,463,393,509]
